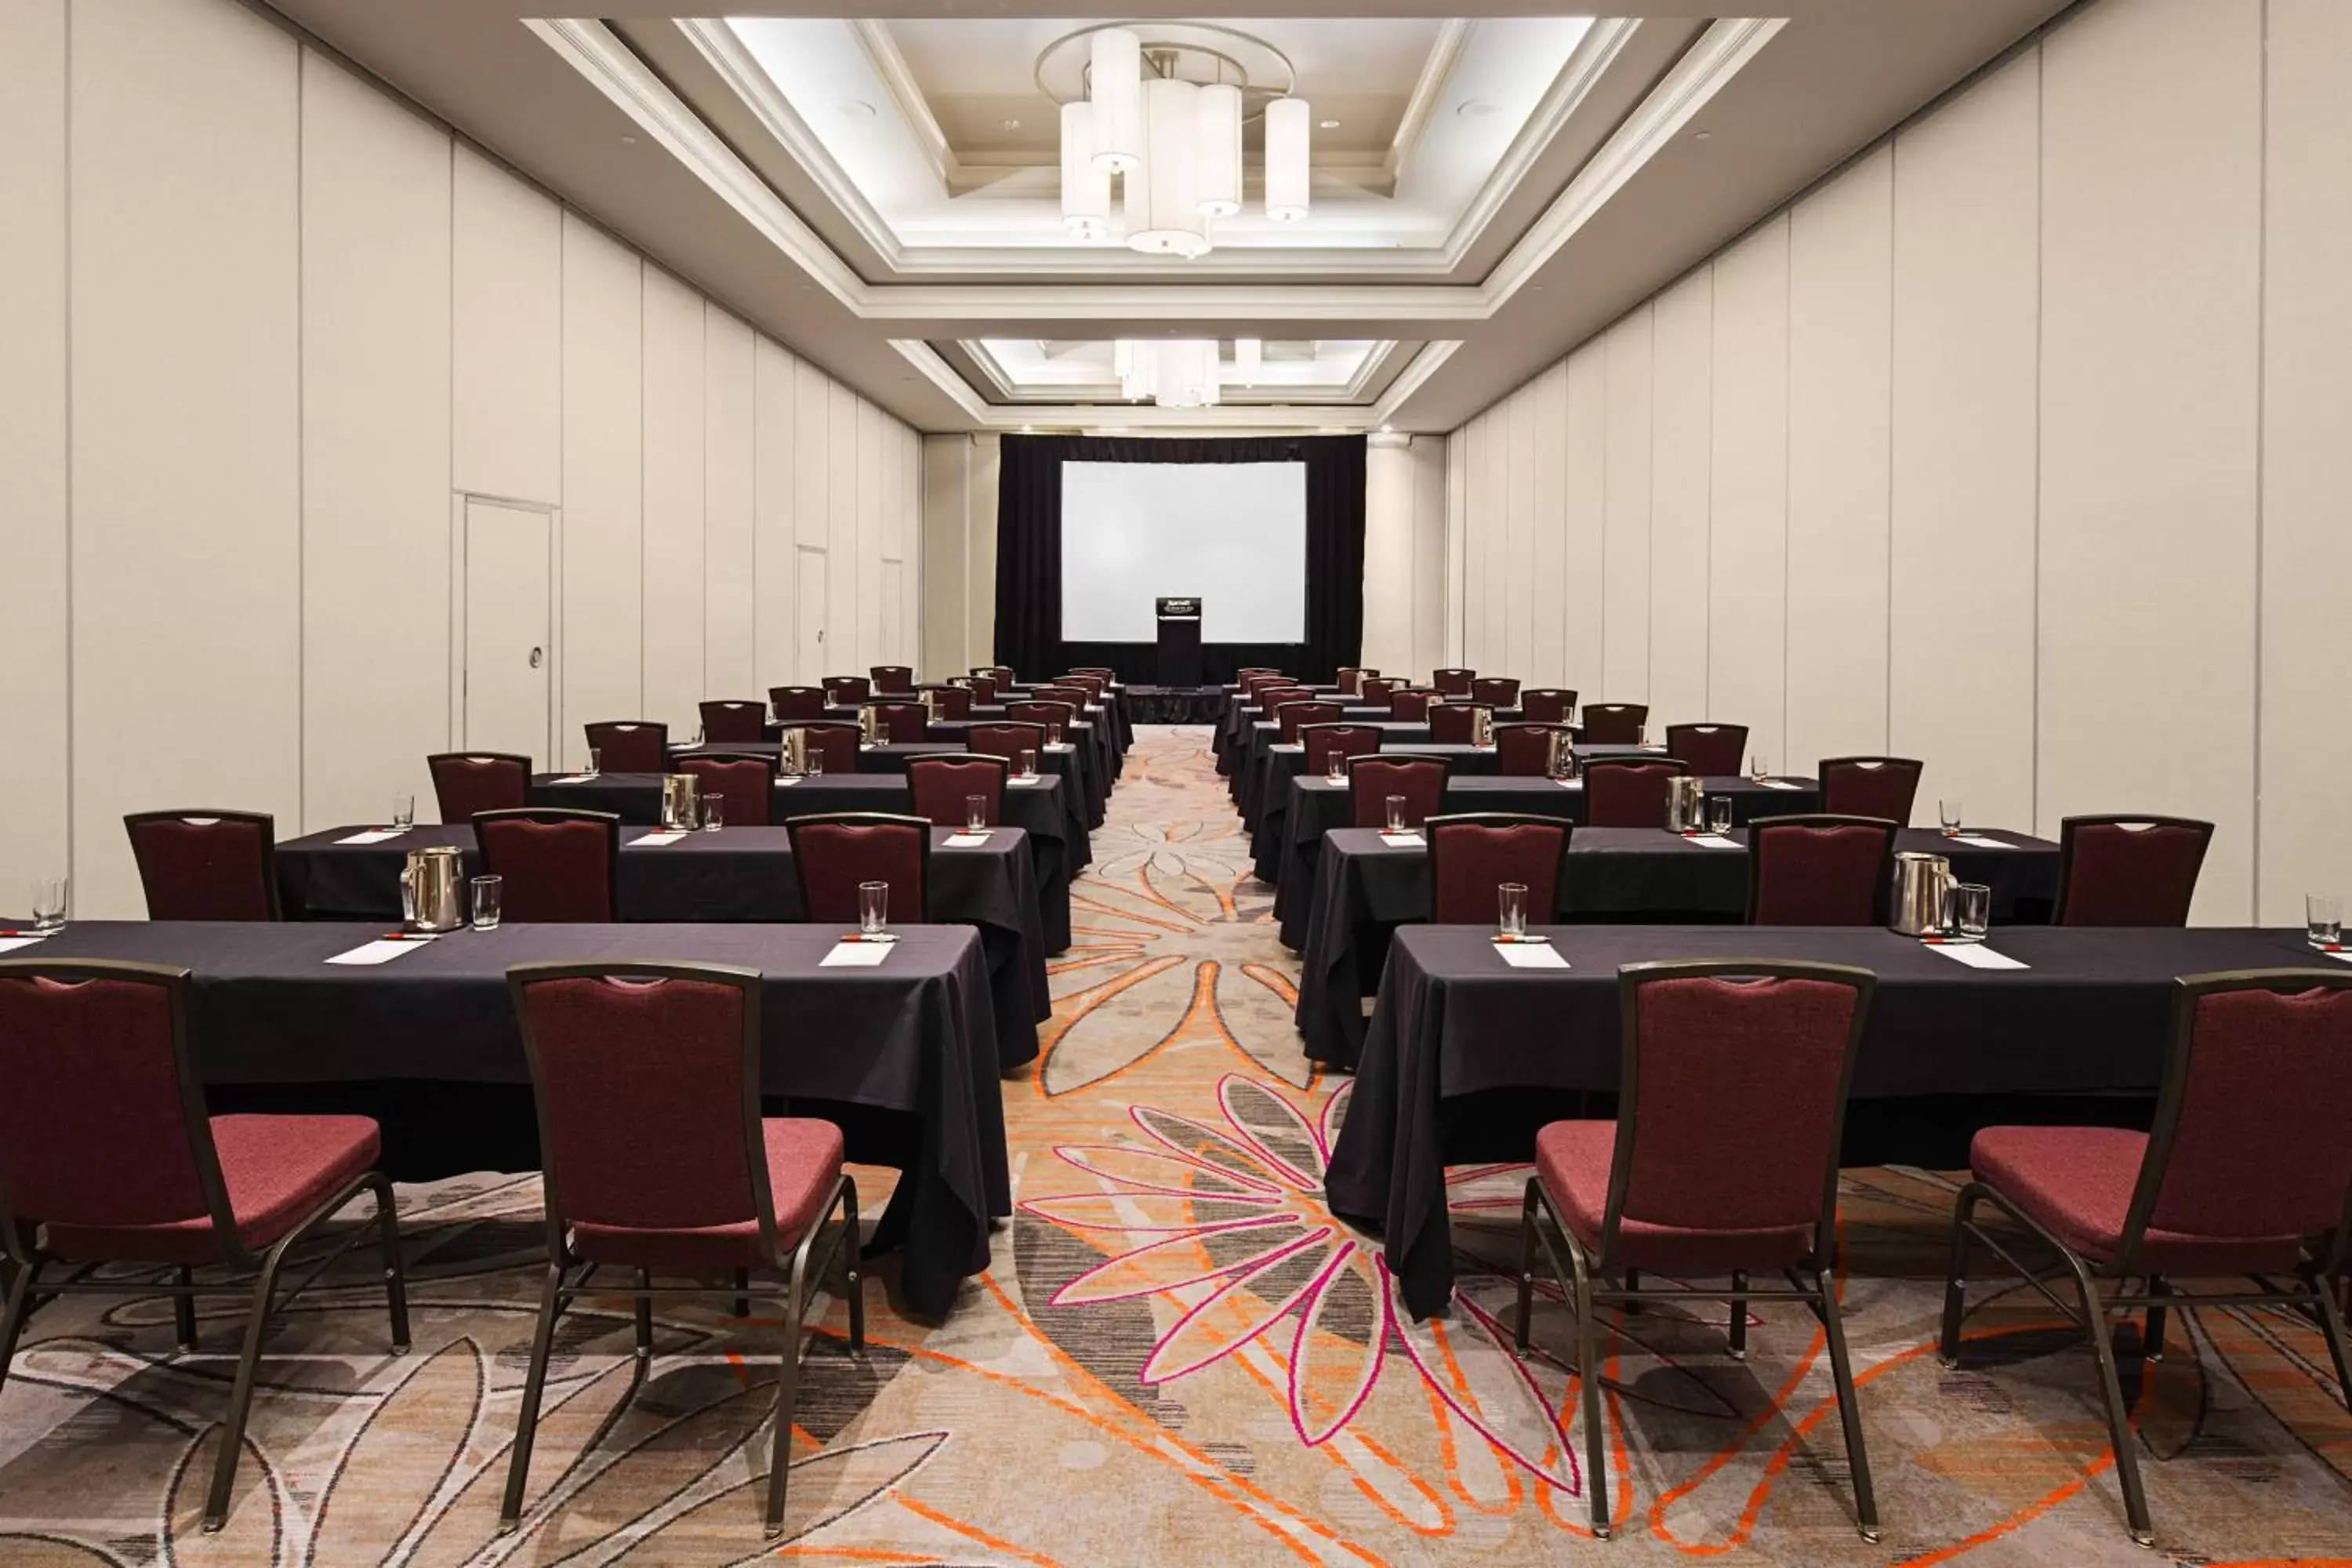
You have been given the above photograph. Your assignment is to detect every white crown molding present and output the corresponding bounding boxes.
[1385,20,1469,188]
[851,20,959,192]
[1373,339,1461,423]
[1437,18,1640,260]
[956,336,1403,406]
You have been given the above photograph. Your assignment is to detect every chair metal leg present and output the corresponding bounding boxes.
[0,1257,41,1394]
[764,1254,808,1537]
[633,1269,654,1366]
[173,1265,198,1353]
[1939,1183,1981,1367]
[1514,1179,1539,1353]
[1569,1244,1610,1541]
[497,1262,566,1534]
[2312,1276,2352,1413]
[2140,1276,2168,1364]
[733,1269,750,1319]
[1727,1272,1748,1361]
[1622,1265,1639,1315]
[2067,1258,2154,1547]
[371,1175,411,1353]
[201,1241,294,1532]
[840,1177,864,1352]
[1812,1265,1880,1543]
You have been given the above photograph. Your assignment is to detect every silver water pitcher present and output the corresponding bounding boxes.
[1889,851,1955,937]
[1469,706,1494,749]
[660,773,701,831]
[779,727,810,777]
[920,688,940,722]
[401,845,465,934]
[859,706,882,746]
[1546,730,1577,779]
[1664,775,1705,833]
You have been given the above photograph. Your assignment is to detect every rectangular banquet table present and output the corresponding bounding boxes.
[679,732,1103,841]
[1229,715,1526,812]
[1241,740,1660,834]
[277,823,1050,1067]
[1214,686,1342,770]
[1325,923,2349,1319]
[528,771,1078,949]
[7,920,1011,1316]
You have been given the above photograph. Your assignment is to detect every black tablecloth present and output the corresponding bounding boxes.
[1123,686,1225,724]
[277,824,1050,1067]
[1327,924,2343,1318]
[15,921,1012,1316]
[1214,687,1341,771]
[528,772,1079,949]
[1229,716,1527,813]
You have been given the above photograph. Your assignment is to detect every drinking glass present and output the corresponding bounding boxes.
[701,796,724,832]
[1708,796,1733,835]
[966,794,989,833]
[858,880,889,935]
[30,876,67,933]
[2309,893,2343,949]
[470,874,503,932]
[390,793,414,829]
[1749,753,1769,781]
[1497,881,1528,939]
[1950,881,1991,943]
[586,748,602,778]
[1018,749,1039,779]
[1635,724,1649,747]
[1939,800,1963,837]
[1049,724,1065,746]
[1385,795,1407,833]
[1326,753,1346,782]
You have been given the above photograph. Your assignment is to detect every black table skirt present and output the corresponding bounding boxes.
[277,824,1050,1069]
[528,772,1078,949]
[13,921,1011,1316]
[1326,923,2343,1319]
[1230,716,1526,813]
[1124,686,1225,724]
[1214,687,1342,772]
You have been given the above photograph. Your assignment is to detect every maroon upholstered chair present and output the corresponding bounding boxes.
[1300,723,1381,775]
[678,754,775,827]
[699,699,767,744]
[1520,688,1577,725]
[1348,757,1448,829]
[1517,959,1880,1542]
[1334,666,1374,697]
[785,813,931,924]
[1390,688,1439,721]
[2053,815,2214,927]
[1428,702,1492,744]
[1494,724,1576,778]
[1940,971,2352,1546]
[1060,673,1109,702]
[966,721,1048,766]
[823,676,872,705]
[428,753,531,824]
[1425,813,1570,924]
[780,722,860,775]
[1360,677,1402,705]
[1746,815,1897,925]
[1032,684,1093,714]
[1665,723,1748,777]
[583,720,668,774]
[1431,668,1475,698]
[908,753,1008,827]
[966,674,1001,705]
[922,684,974,720]
[1818,757,1922,824]
[124,811,281,921]
[972,665,1015,685]
[473,808,621,921]
[1276,700,1341,743]
[866,701,931,744]
[0,960,408,1534]
[1578,702,1647,745]
[1069,665,1116,681]
[1581,757,1691,829]
[1007,700,1077,742]
[500,961,858,1538]
[1470,677,1520,707]
[769,684,827,721]
[869,664,916,695]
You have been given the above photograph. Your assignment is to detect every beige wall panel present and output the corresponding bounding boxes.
[829,382,862,676]
[921,435,971,675]
[558,215,644,766]
[1562,346,1608,695]
[1706,217,1790,757]
[641,267,706,730]
[1647,269,1715,728]
[1601,306,1654,702]
[702,309,757,696]
[452,147,561,506]
[1504,388,1537,678]
[1362,437,1418,677]
[1410,435,1450,679]
[1529,365,1570,685]
[753,336,800,684]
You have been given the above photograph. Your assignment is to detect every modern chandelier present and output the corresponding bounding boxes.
[1112,337,1264,407]
[1047,23,1309,257]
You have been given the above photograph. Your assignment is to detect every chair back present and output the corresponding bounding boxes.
[966,675,1000,705]
[1390,688,1438,721]
[699,700,767,745]
[1334,666,1373,697]
[966,722,1048,764]
[909,754,1008,826]
[1581,757,1690,828]
[1818,757,1922,824]
[584,721,668,774]
[124,811,280,921]
[779,722,860,775]
[1596,961,1874,1268]
[1032,684,1091,710]
[1520,688,1577,724]
[1069,666,1116,680]
[1425,814,1570,924]
[1060,673,1109,702]
[1359,677,1402,705]
[1470,677,1519,707]
[1578,702,1647,745]
[426,753,531,825]
[1301,724,1382,774]
[678,754,775,826]
[866,701,931,744]
[1747,815,1897,925]
[769,685,827,721]
[1431,668,1475,698]
[1276,701,1341,743]
[1664,723,1748,777]
[922,684,974,720]
[823,677,872,705]
[869,665,916,695]
[2111,971,2352,1276]
[1348,757,1448,829]
[785,813,931,924]
[1493,724,1574,777]
[507,963,775,1267]
[1006,701,1076,740]
[2054,815,2214,927]
[473,809,620,921]
[972,666,1015,685]
[0,961,240,1261]
[1428,702,1490,744]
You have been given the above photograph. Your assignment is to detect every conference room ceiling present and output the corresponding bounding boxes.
[259,0,2069,434]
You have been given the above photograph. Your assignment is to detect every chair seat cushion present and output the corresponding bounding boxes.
[570,1118,845,1272]
[1534,1121,1814,1274]
[1969,1125,2305,1276]
[43,1114,381,1265]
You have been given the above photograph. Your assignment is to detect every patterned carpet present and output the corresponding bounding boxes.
[0,725,2346,1564]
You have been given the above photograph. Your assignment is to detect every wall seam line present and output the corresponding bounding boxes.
[296,41,307,834]
[2249,0,2268,920]
[63,0,76,905]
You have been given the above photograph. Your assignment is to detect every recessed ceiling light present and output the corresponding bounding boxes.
[1001,118,1022,132]
[1318,118,1340,129]
[619,134,637,145]
[1456,99,1496,118]
[1693,129,1712,141]
[838,100,876,119]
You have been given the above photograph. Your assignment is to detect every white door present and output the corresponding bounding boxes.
[797,547,828,682]
[463,499,554,763]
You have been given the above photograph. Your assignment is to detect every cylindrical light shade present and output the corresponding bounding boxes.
[1233,337,1262,385]
[1264,96,1311,223]
[1126,77,1208,258]
[1059,102,1111,240]
[1156,339,1219,407]
[1194,82,1242,218]
[1088,28,1142,173]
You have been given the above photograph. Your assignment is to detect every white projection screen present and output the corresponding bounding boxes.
[1060,461,1307,642]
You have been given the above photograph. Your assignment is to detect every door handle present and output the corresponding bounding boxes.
[528,646,543,669]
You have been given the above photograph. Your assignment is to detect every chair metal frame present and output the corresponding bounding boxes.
[2051,813,2216,927]
[768,684,829,720]
[698,699,769,744]
[1515,957,1880,1542]
[1816,756,1925,822]
[0,960,408,1534]
[1431,667,1475,697]
[822,677,873,705]
[1938,968,2352,1547]
[583,720,670,774]
[1663,722,1750,777]
[1491,722,1578,778]
[1743,813,1900,926]
[678,752,781,827]
[1578,755,1693,829]
[472,807,624,920]
[782,811,936,924]
[123,809,284,921]
[499,960,861,1539]
[776,721,862,775]
[965,720,1049,765]
[907,752,1011,826]
[1298,722,1383,775]
[869,664,916,695]
[1422,812,1572,924]
[1426,701,1494,745]
[862,699,932,745]
[426,752,533,822]
[1519,688,1578,724]
[1578,702,1649,745]
[1345,754,1450,829]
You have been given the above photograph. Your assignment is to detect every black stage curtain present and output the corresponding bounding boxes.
[993,433,1367,684]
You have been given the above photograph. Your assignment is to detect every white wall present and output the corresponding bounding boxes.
[0,0,921,916]
[1361,434,1451,682]
[1446,0,2349,924]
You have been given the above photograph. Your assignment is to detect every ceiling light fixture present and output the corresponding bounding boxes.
[1060,102,1111,240]
[1233,337,1262,386]
[1318,118,1340,129]
[837,100,876,118]
[1115,339,1231,408]
[1263,96,1311,223]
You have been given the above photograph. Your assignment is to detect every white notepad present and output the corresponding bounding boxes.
[0,935,54,956]
[1554,779,1583,789]
[1682,833,1740,850]
[1926,942,2028,970]
[2319,948,2352,965]
[775,775,804,786]
[550,774,595,785]
[1378,831,1426,848]
[630,832,690,848]
[1947,834,2013,849]
[336,829,408,845]
[944,832,991,848]
[325,935,437,966]
[1008,776,1045,787]
[1047,743,1076,753]
[1497,941,1569,969]
[1756,779,1803,790]
[820,940,893,967]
